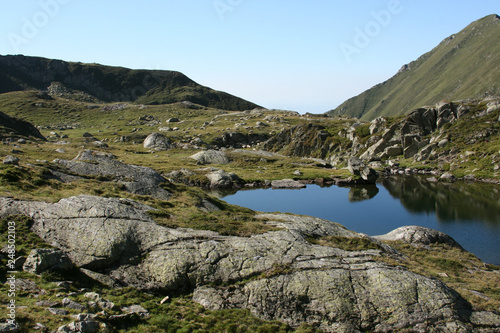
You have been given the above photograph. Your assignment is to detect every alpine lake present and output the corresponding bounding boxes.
[214,176,500,265]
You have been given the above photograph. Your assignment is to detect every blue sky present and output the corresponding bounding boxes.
[0,1,498,113]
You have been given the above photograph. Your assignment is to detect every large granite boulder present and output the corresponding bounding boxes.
[190,150,230,165]
[0,195,496,331]
[374,225,463,248]
[206,169,242,188]
[143,132,172,151]
[54,150,171,200]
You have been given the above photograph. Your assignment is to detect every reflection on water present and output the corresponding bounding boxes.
[381,176,500,225]
[347,185,379,202]
[218,176,500,265]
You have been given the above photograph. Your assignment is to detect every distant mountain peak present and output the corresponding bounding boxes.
[327,14,500,120]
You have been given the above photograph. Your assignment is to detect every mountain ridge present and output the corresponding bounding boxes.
[0,54,260,111]
[327,14,500,120]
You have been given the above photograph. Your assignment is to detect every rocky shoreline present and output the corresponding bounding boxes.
[1,194,499,332]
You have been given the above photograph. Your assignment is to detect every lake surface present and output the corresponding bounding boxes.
[216,176,500,265]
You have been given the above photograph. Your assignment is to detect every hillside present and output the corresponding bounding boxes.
[0,55,260,111]
[0,87,499,331]
[327,14,500,120]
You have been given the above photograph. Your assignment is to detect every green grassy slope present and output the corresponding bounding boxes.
[328,14,500,120]
[0,55,260,111]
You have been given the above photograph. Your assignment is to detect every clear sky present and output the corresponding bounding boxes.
[0,1,498,113]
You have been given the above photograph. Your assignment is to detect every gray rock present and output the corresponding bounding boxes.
[54,150,171,200]
[48,308,69,315]
[190,150,230,165]
[440,172,456,182]
[347,157,379,183]
[143,132,172,151]
[62,298,86,311]
[83,292,116,310]
[57,320,100,333]
[2,155,19,165]
[383,145,402,157]
[470,311,500,327]
[23,249,73,274]
[271,179,306,189]
[35,300,59,307]
[438,138,449,148]
[167,117,180,123]
[374,225,463,248]
[413,143,437,162]
[0,196,494,331]
[122,304,150,318]
[206,170,242,188]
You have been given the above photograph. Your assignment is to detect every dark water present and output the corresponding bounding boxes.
[216,176,500,265]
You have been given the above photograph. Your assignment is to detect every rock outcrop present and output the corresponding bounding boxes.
[190,150,230,165]
[53,150,171,200]
[347,157,379,183]
[0,195,496,331]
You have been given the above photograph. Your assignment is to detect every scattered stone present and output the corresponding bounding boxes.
[440,172,456,182]
[271,179,306,188]
[35,300,59,307]
[62,298,86,311]
[190,150,230,165]
[55,148,66,154]
[468,290,490,300]
[57,319,101,333]
[48,308,69,315]
[92,141,108,148]
[23,249,73,274]
[293,169,302,176]
[13,278,45,294]
[32,323,46,331]
[122,304,150,318]
[438,138,449,148]
[143,132,172,151]
[463,174,476,181]
[2,155,19,165]
[84,292,117,310]
[166,117,180,123]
